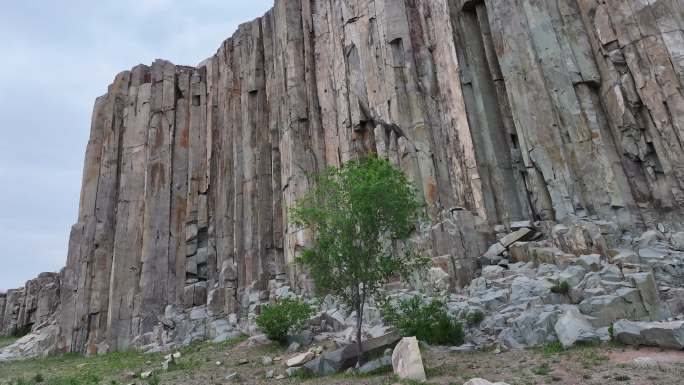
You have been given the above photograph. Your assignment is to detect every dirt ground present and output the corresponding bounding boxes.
[2,337,684,385]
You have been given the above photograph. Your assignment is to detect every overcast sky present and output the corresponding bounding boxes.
[0,0,272,291]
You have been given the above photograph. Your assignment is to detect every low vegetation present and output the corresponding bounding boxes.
[381,296,464,346]
[0,336,18,349]
[255,297,314,344]
[550,280,570,295]
[465,310,485,326]
[1,338,679,385]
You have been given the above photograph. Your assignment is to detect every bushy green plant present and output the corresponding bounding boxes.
[293,157,426,365]
[465,310,485,326]
[381,296,464,346]
[256,298,313,344]
[550,281,570,295]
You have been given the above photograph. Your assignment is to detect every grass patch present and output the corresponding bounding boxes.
[531,363,552,376]
[0,336,19,349]
[541,341,565,355]
[215,333,249,348]
[0,350,159,385]
[581,350,608,367]
[550,281,570,295]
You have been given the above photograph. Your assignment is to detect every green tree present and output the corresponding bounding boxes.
[292,156,425,366]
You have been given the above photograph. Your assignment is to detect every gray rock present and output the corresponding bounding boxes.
[500,228,533,247]
[392,337,426,382]
[671,232,684,252]
[469,289,509,312]
[464,379,512,385]
[286,351,314,367]
[612,249,640,265]
[613,319,684,349]
[559,265,587,287]
[510,276,551,303]
[578,254,601,272]
[358,355,391,374]
[554,308,600,348]
[286,330,313,347]
[579,288,651,327]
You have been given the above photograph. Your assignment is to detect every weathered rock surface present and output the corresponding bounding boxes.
[613,319,684,349]
[0,273,60,337]
[392,337,427,382]
[3,0,684,358]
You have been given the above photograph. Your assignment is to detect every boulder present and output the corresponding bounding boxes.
[425,267,450,293]
[578,288,650,326]
[554,308,600,348]
[613,319,684,349]
[469,289,509,312]
[612,249,640,265]
[507,307,560,347]
[578,254,601,271]
[637,230,664,248]
[500,228,533,247]
[672,232,684,251]
[392,337,426,382]
[510,277,551,303]
[358,355,392,374]
[0,324,61,362]
[558,265,587,287]
[303,332,400,376]
[286,351,314,367]
[627,272,663,320]
[286,330,313,347]
[464,379,511,385]
[481,243,506,265]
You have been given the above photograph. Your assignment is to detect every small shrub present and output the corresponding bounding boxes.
[256,298,314,344]
[465,310,485,326]
[32,373,44,383]
[381,296,464,346]
[550,281,570,295]
[542,341,564,354]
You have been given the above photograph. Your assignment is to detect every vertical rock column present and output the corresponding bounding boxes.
[0,294,6,334]
[106,65,152,351]
[59,71,129,354]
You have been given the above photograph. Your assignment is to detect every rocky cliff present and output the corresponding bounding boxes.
[2,0,683,357]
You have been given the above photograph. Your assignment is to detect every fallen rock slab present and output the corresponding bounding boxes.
[392,337,426,382]
[303,331,400,376]
[286,351,314,367]
[613,320,684,349]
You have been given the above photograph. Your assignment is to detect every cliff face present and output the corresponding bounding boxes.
[0,273,60,337]
[2,0,683,355]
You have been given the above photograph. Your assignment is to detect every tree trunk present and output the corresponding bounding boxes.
[355,300,364,369]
